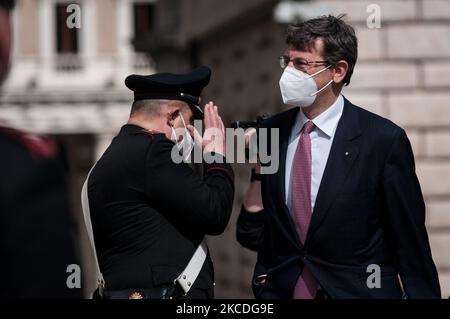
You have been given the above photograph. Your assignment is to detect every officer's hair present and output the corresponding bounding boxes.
[131,99,167,118]
[130,99,188,118]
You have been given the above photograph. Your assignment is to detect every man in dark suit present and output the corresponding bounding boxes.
[237,15,440,299]
[85,67,234,299]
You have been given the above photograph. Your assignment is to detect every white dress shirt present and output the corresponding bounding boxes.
[285,95,344,215]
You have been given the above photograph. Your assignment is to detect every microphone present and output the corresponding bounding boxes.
[230,113,273,129]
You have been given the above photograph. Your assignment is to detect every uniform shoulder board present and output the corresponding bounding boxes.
[0,126,58,159]
[134,129,164,139]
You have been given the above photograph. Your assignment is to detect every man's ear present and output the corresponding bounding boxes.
[167,108,180,127]
[332,60,349,85]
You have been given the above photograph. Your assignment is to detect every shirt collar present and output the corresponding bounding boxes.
[293,94,344,138]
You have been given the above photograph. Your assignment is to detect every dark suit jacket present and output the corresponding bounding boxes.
[88,124,234,298]
[236,98,441,299]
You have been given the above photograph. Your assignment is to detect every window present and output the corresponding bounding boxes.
[133,2,155,52]
[54,2,82,71]
[55,3,79,54]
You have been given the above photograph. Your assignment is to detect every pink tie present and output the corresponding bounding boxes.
[291,120,317,299]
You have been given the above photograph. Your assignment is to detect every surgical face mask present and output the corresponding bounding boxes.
[279,65,333,107]
[171,112,195,161]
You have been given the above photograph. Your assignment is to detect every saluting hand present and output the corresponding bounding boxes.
[188,102,225,156]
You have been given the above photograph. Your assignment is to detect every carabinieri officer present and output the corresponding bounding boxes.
[84,66,234,299]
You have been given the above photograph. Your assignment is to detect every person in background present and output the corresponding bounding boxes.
[0,0,81,298]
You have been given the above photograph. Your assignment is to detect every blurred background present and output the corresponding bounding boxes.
[1,0,450,298]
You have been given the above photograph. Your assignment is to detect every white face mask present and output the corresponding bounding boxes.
[171,112,195,161]
[279,65,333,107]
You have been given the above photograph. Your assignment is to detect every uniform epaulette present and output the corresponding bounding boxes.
[0,126,58,159]
[134,129,163,139]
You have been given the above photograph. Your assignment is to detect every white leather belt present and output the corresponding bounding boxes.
[81,166,207,297]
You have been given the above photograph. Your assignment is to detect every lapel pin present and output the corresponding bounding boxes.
[345,151,350,157]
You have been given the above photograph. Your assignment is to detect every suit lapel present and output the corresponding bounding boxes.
[304,99,363,245]
[270,107,303,249]
[277,107,299,204]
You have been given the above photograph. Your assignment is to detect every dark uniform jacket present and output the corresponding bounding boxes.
[236,98,441,299]
[88,124,234,298]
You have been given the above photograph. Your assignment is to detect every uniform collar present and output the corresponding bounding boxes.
[293,94,344,138]
[121,124,145,134]
[121,124,166,138]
